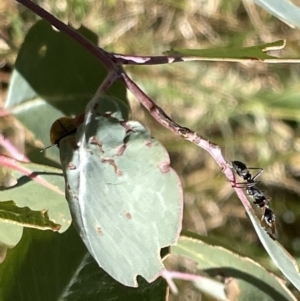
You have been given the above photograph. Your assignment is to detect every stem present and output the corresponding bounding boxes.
[120,72,252,209]
[120,73,233,173]
[15,0,252,210]
[111,53,183,65]
[0,155,65,195]
[0,134,29,162]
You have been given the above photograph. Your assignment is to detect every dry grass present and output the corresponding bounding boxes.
[1,0,300,298]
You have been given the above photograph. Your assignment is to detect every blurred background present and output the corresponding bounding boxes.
[1,0,300,299]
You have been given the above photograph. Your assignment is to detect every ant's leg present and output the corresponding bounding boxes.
[248,168,263,181]
[270,223,276,235]
[260,212,265,227]
[230,181,256,189]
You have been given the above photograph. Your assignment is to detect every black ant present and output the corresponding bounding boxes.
[230,161,267,205]
[230,160,276,239]
[247,186,270,209]
[231,160,263,186]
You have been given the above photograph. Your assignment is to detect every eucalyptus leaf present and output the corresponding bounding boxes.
[58,95,183,287]
[0,160,70,249]
[247,209,300,291]
[5,20,127,164]
[0,200,61,231]
[60,253,167,301]
[163,40,294,62]
[172,233,297,301]
[253,0,300,29]
[0,227,167,301]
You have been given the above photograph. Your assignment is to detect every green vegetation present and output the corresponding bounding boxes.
[1,0,300,300]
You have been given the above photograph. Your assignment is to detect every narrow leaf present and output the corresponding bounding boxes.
[171,233,297,301]
[0,200,61,231]
[247,209,300,291]
[253,0,300,29]
[60,253,168,301]
[164,40,300,63]
[0,159,70,248]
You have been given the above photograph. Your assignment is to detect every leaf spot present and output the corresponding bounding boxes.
[116,144,126,156]
[89,136,104,153]
[96,227,103,235]
[68,162,77,170]
[120,121,135,133]
[145,140,152,147]
[159,162,170,173]
[125,212,132,219]
[101,158,123,175]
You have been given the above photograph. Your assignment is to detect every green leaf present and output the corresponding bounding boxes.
[0,227,167,301]
[59,95,183,287]
[253,0,300,29]
[5,20,127,163]
[247,209,300,292]
[171,232,297,301]
[0,227,87,301]
[60,253,167,301]
[164,40,288,61]
[0,159,70,247]
[0,200,61,231]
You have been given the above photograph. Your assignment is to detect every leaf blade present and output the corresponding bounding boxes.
[59,95,183,287]
[0,200,61,231]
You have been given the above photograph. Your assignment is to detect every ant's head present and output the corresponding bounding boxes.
[231,161,251,180]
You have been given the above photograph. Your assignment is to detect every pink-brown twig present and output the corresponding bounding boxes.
[0,155,64,195]
[14,0,252,210]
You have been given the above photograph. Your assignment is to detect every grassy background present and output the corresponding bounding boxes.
[1,0,300,298]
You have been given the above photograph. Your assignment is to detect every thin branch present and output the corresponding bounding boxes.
[15,0,252,211]
[94,71,121,96]
[0,155,65,196]
[161,269,226,299]
[0,134,29,162]
[119,71,252,210]
[110,53,183,65]
[112,53,300,64]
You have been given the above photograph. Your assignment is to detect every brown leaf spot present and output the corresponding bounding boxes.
[52,223,62,232]
[125,212,132,219]
[101,158,123,175]
[145,140,152,147]
[96,227,103,236]
[116,144,126,156]
[117,169,124,176]
[120,121,135,133]
[159,162,170,173]
[89,136,104,152]
[68,162,76,170]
